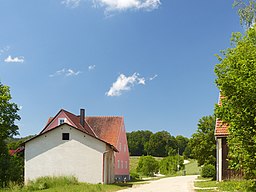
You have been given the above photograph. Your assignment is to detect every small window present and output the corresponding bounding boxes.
[118,160,120,169]
[125,161,128,169]
[121,160,123,169]
[124,144,126,152]
[119,143,122,151]
[58,118,65,125]
[62,133,69,140]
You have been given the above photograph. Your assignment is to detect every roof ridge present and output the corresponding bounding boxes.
[86,116,123,118]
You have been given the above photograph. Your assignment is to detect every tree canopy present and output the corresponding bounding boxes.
[127,130,187,157]
[127,130,152,156]
[233,0,256,28]
[0,82,20,187]
[189,115,216,166]
[215,26,256,178]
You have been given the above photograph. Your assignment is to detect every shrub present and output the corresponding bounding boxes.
[130,172,140,181]
[159,155,184,175]
[136,156,159,176]
[201,164,216,178]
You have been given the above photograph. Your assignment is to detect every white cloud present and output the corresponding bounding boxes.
[149,74,158,81]
[61,0,81,8]
[66,69,81,76]
[106,72,145,96]
[49,68,81,77]
[93,0,161,12]
[88,65,96,71]
[0,46,10,55]
[4,55,24,63]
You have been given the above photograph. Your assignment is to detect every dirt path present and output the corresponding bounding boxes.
[118,175,198,192]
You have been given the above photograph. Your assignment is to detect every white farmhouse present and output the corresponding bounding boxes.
[24,109,130,184]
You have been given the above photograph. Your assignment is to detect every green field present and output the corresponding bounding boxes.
[184,159,201,175]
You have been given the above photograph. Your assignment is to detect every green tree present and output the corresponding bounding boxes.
[215,27,256,178]
[175,135,189,155]
[145,131,177,157]
[127,130,152,156]
[189,115,216,166]
[233,0,256,28]
[0,82,20,187]
[136,156,159,176]
[159,155,184,175]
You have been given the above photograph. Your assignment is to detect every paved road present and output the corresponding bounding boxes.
[118,175,198,192]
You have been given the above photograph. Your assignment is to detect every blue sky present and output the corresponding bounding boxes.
[0,0,242,138]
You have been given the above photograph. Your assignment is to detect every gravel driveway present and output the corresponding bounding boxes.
[118,175,198,192]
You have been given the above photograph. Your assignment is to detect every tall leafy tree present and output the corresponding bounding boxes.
[175,135,189,155]
[189,115,216,166]
[127,130,152,156]
[233,0,256,28]
[145,131,177,157]
[0,82,20,187]
[215,27,256,178]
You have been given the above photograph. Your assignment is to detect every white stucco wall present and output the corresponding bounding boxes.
[25,124,109,184]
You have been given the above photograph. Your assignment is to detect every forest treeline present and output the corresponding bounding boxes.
[126,130,191,157]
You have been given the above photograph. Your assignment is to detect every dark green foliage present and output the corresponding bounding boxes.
[189,115,216,166]
[127,130,152,156]
[127,130,189,157]
[145,131,177,157]
[129,172,140,181]
[0,82,20,188]
[201,164,216,178]
[159,155,184,175]
[183,145,192,159]
[136,156,159,176]
[175,135,189,155]
[0,83,20,139]
[215,27,256,178]
[0,141,10,188]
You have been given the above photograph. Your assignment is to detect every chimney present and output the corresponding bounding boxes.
[80,108,85,127]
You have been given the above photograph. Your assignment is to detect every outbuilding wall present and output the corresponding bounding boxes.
[25,124,108,184]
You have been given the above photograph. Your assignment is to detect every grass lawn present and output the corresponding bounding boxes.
[194,178,256,192]
[0,177,131,192]
[130,156,140,173]
[0,183,129,192]
[184,159,200,175]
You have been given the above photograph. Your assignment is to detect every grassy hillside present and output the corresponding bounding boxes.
[184,159,200,175]
[131,156,200,176]
[130,156,163,174]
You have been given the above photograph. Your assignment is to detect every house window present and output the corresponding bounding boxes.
[124,144,126,152]
[58,118,65,125]
[125,161,128,169]
[62,133,69,140]
[119,143,122,151]
[121,160,123,169]
[118,160,120,169]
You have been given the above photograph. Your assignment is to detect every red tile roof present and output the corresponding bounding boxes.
[9,146,25,156]
[215,119,229,136]
[215,95,229,137]
[86,116,123,148]
[38,109,123,150]
[41,109,95,137]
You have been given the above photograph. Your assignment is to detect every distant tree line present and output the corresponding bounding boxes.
[127,130,190,157]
